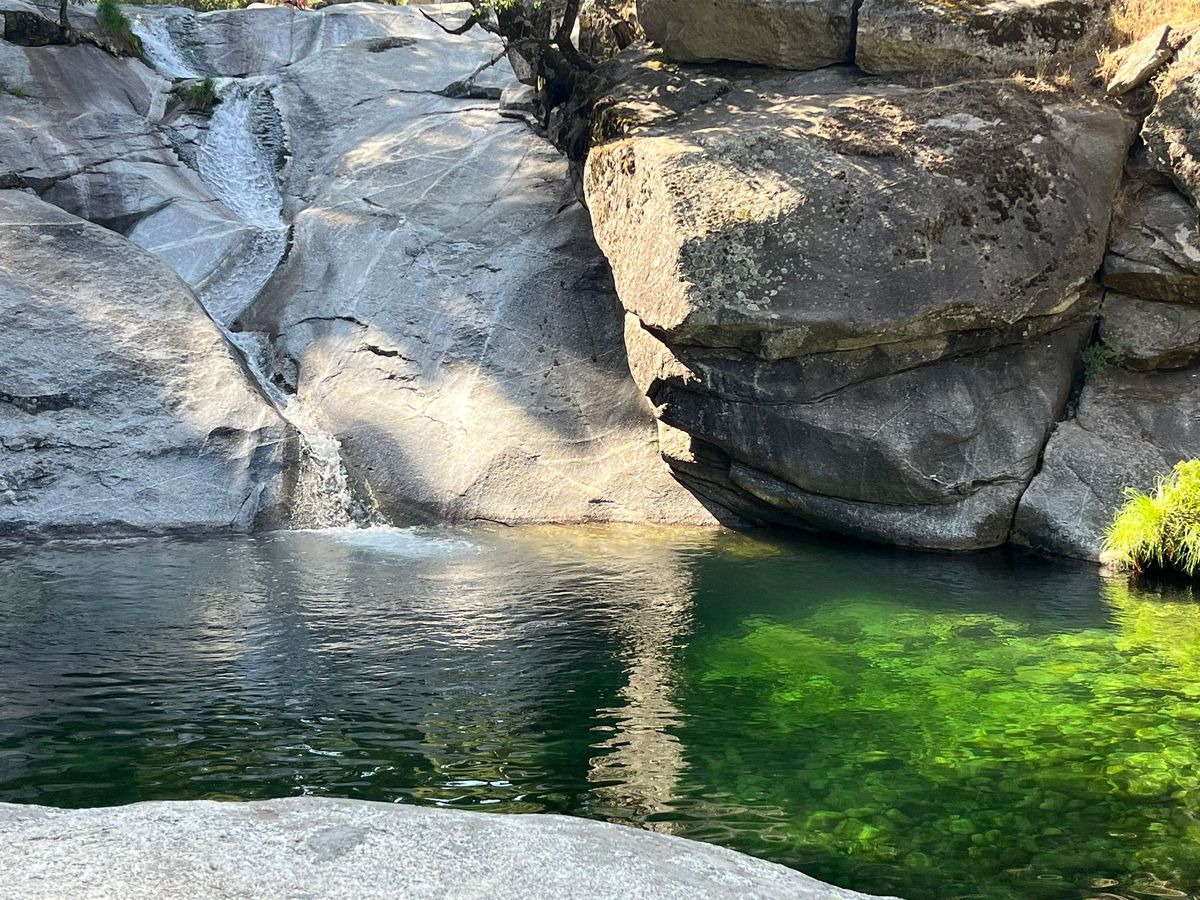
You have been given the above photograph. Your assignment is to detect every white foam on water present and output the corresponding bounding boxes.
[299,526,478,557]
[132,15,200,79]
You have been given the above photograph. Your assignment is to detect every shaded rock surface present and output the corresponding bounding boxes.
[1014,365,1200,560]
[584,61,1130,548]
[638,0,855,70]
[0,189,292,538]
[0,798,892,899]
[1100,292,1200,369]
[856,0,1108,75]
[1102,177,1200,304]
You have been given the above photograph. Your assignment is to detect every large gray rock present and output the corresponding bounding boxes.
[638,0,855,70]
[1102,179,1200,304]
[1100,291,1200,369]
[236,17,715,525]
[1144,38,1200,207]
[856,0,1109,75]
[1014,365,1200,560]
[0,189,292,538]
[585,65,1131,547]
[0,798,891,899]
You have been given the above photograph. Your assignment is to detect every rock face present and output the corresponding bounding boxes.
[1144,38,1200,206]
[0,798,892,900]
[0,190,293,538]
[1014,366,1200,560]
[585,64,1130,548]
[638,0,855,70]
[856,0,1109,75]
[0,2,715,531]
[233,11,714,525]
[1015,152,1200,559]
[1102,178,1200,304]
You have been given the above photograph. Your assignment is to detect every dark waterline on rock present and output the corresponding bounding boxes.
[0,527,1197,900]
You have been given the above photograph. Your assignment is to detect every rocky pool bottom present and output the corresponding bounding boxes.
[0,527,1198,900]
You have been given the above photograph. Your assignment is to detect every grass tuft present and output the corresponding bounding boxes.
[1097,0,1200,84]
[180,76,219,112]
[1105,460,1200,578]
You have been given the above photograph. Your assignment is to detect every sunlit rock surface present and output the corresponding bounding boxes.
[242,29,715,524]
[585,62,1130,548]
[856,0,1108,75]
[0,798,892,899]
[1144,37,1200,207]
[638,0,855,70]
[0,2,715,529]
[0,190,292,538]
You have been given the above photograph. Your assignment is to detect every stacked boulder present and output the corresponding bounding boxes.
[583,1,1200,557]
[1014,33,1200,559]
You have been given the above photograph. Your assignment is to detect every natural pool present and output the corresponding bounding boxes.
[1,527,1198,900]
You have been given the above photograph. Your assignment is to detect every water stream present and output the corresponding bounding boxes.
[131,29,374,530]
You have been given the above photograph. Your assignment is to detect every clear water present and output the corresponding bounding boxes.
[1,526,1198,900]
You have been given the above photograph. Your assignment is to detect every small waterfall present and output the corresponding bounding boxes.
[133,66,377,530]
[227,332,376,530]
[132,15,200,79]
[194,84,290,326]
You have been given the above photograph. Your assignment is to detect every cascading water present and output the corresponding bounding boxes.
[131,15,200,80]
[193,84,291,326]
[135,33,377,530]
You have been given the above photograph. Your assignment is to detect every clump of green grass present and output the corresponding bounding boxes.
[1081,340,1127,379]
[180,76,219,112]
[95,0,143,55]
[0,78,27,98]
[1105,460,1200,577]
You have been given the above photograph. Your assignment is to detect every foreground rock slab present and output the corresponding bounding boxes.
[0,190,292,538]
[0,798,891,899]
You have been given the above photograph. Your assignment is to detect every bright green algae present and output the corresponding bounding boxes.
[673,581,1200,899]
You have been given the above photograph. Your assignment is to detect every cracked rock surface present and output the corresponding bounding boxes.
[584,60,1131,549]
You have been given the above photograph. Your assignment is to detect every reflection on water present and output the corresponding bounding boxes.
[0,527,1198,900]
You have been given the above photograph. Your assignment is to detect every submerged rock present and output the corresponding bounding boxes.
[585,63,1130,548]
[0,190,293,538]
[856,0,1109,75]
[638,0,855,70]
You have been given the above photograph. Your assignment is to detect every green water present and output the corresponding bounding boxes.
[1,526,1198,899]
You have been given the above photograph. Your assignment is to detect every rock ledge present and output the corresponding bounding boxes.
[0,798,890,899]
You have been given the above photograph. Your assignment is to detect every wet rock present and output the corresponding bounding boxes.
[1014,365,1200,560]
[1144,38,1200,206]
[1100,292,1200,370]
[0,190,292,538]
[1102,179,1200,304]
[638,0,855,70]
[856,0,1108,75]
[239,29,715,526]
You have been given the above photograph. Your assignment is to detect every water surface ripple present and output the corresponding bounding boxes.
[1,527,1197,900]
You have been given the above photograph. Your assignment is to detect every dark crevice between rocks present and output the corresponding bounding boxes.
[0,390,75,415]
[847,0,867,66]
